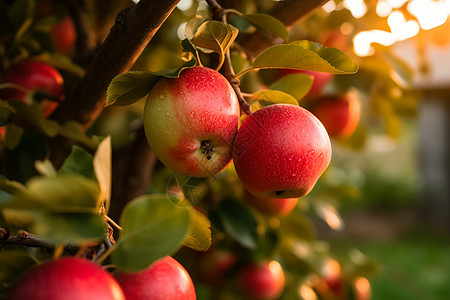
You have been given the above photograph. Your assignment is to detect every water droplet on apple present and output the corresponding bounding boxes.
[319,153,324,158]
[190,111,195,118]
[166,112,170,116]
[157,107,162,112]
[291,173,297,177]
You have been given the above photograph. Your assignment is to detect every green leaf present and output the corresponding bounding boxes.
[4,124,23,151]
[190,20,238,54]
[3,175,102,213]
[112,194,190,272]
[269,73,314,101]
[241,13,289,42]
[250,89,299,106]
[58,121,96,149]
[106,59,196,107]
[218,199,258,249]
[93,136,111,213]
[30,212,106,244]
[183,206,211,251]
[185,15,206,40]
[0,250,37,295]
[7,101,58,137]
[59,146,95,179]
[241,40,358,76]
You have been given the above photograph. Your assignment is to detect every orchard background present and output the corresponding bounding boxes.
[1,0,450,299]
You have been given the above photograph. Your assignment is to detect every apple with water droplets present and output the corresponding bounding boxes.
[114,256,196,300]
[9,257,125,300]
[143,66,240,177]
[233,104,331,199]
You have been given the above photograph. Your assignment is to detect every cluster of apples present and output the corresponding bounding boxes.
[9,255,196,300]
[143,66,333,218]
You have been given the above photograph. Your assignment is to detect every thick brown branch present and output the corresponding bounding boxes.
[52,0,181,128]
[238,0,329,58]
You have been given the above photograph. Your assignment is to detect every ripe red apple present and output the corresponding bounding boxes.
[309,93,361,139]
[51,17,77,55]
[232,104,331,199]
[197,249,236,286]
[279,69,333,99]
[238,260,285,300]
[0,60,64,117]
[143,66,240,177]
[244,189,298,216]
[114,256,196,300]
[9,257,125,300]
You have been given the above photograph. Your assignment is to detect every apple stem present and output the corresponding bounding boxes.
[206,0,253,116]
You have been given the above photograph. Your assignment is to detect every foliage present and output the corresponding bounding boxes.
[0,0,424,299]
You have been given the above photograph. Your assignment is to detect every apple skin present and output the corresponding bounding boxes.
[244,189,298,216]
[309,93,361,139]
[114,256,196,300]
[279,69,333,99]
[0,60,64,117]
[51,17,77,55]
[9,257,125,300]
[232,104,332,199]
[144,66,240,177]
[239,260,285,300]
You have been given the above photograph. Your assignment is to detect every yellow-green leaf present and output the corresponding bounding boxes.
[241,40,358,76]
[190,20,238,55]
[269,73,314,101]
[183,207,211,251]
[250,89,299,106]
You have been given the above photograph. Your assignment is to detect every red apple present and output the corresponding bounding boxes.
[309,93,361,139]
[143,66,240,177]
[0,60,64,117]
[279,69,333,99]
[244,189,298,216]
[197,249,236,286]
[232,104,331,199]
[114,256,196,300]
[9,257,125,300]
[238,260,285,300]
[51,17,77,55]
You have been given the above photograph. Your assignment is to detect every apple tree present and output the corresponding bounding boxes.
[0,0,415,299]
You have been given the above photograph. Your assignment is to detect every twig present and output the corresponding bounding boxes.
[0,228,79,254]
[206,0,252,115]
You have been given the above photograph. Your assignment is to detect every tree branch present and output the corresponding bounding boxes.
[0,228,79,254]
[238,0,329,58]
[52,0,181,128]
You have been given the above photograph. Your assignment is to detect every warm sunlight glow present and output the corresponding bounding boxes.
[323,0,337,13]
[298,285,318,300]
[316,202,344,230]
[407,0,448,30]
[387,11,420,40]
[344,0,368,18]
[268,261,282,274]
[376,0,392,17]
[323,259,341,279]
[353,0,450,56]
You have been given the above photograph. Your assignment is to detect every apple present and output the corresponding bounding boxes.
[309,93,361,139]
[232,104,332,199]
[244,189,298,216]
[143,66,240,177]
[51,17,77,55]
[114,256,196,300]
[279,69,333,99]
[9,257,125,300]
[0,60,64,118]
[197,249,236,286]
[238,260,285,300]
